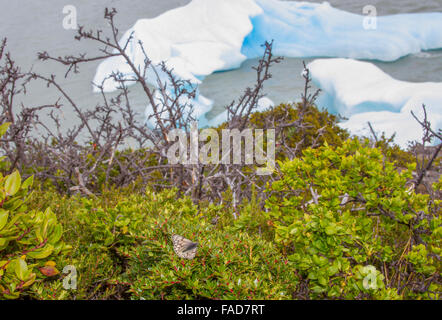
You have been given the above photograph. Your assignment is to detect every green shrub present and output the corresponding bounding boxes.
[265,138,440,299]
[38,187,297,299]
[250,103,349,159]
[104,189,299,299]
[371,133,414,169]
[0,123,71,299]
[27,188,131,299]
[25,137,437,300]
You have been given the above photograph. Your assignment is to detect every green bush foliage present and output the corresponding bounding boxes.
[34,188,297,299]
[0,123,71,299]
[250,103,349,157]
[0,107,438,300]
[265,139,441,299]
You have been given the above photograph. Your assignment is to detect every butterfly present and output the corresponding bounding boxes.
[211,215,220,225]
[171,234,198,259]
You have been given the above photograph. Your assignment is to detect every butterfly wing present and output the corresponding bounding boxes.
[172,234,198,259]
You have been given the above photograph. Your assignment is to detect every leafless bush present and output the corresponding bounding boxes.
[1,9,200,195]
[410,105,442,200]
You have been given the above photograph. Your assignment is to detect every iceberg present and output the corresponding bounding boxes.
[92,0,442,131]
[307,58,442,148]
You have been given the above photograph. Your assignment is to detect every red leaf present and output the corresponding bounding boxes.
[39,266,59,277]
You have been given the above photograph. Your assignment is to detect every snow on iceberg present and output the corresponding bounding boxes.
[93,0,262,93]
[92,0,442,128]
[307,58,442,148]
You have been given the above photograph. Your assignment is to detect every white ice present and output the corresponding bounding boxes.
[308,58,442,148]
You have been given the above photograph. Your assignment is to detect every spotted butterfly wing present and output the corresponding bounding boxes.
[171,234,198,259]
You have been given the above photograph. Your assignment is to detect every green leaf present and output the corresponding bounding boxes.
[0,122,11,137]
[21,176,34,190]
[22,273,36,287]
[27,244,53,259]
[3,292,20,299]
[325,224,337,235]
[48,224,63,244]
[0,237,8,250]
[327,264,339,276]
[15,258,29,281]
[5,171,21,197]
[0,210,8,231]
[318,275,328,287]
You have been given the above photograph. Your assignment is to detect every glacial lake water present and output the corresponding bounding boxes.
[1,0,442,128]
